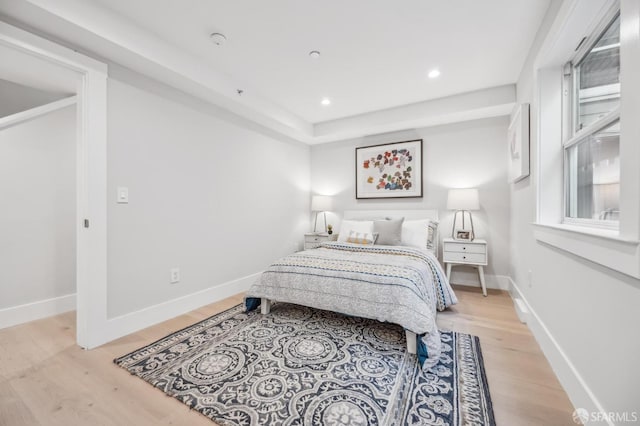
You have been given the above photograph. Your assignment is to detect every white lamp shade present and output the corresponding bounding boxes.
[311,195,333,212]
[446,188,479,210]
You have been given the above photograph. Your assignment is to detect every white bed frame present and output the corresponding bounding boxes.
[342,208,439,222]
[261,209,440,355]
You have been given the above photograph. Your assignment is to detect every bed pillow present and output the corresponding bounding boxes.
[337,220,374,243]
[373,218,404,245]
[426,220,439,251]
[346,230,378,245]
[401,219,438,249]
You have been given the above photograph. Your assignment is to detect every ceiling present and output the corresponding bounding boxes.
[0,43,77,94]
[0,0,550,143]
[91,0,550,123]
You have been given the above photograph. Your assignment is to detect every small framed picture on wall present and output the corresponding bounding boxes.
[454,229,472,241]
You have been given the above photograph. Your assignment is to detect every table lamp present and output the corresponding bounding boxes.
[311,195,333,234]
[446,188,480,240]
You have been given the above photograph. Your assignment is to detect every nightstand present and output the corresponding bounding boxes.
[304,233,331,250]
[443,238,488,296]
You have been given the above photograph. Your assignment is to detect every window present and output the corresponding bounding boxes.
[535,0,640,278]
[563,10,620,228]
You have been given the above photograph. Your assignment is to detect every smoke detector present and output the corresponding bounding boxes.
[309,50,321,59]
[210,33,227,46]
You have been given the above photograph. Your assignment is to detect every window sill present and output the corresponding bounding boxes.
[532,223,640,279]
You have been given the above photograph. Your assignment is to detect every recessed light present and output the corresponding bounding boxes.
[309,50,321,59]
[321,98,331,106]
[428,69,441,79]
[209,32,227,46]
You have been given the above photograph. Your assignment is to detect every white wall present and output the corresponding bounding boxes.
[311,117,511,286]
[511,0,640,417]
[0,105,76,309]
[106,74,310,318]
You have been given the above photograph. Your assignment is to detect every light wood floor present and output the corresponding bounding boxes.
[0,287,576,425]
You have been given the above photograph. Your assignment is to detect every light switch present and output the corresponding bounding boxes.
[117,187,129,204]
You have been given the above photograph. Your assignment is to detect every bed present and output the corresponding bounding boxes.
[245,210,457,368]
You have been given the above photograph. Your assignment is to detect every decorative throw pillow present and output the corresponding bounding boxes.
[373,217,404,245]
[337,220,374,243]
[346,230,378,245]
[427,220,439,250]
[401,219,438,249]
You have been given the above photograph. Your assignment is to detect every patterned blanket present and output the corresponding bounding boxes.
[245,242,457,367]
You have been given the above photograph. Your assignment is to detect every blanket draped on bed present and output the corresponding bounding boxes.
[245,242,457,368]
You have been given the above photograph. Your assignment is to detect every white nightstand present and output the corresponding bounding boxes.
[304,233,331,250]
[443,238,488,296]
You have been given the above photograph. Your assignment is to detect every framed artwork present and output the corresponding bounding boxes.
[508,103,530,183]
[355,139,423,199]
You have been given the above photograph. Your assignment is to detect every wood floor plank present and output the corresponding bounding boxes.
[0,381,39,426]
[0,288,575,425]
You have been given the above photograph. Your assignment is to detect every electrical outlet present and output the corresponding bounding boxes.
[528,270,533,288]
[170,268,180,284]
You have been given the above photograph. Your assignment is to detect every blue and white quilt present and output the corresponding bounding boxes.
[246,242,457,368]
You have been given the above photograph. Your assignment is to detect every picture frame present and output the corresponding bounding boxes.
[508,103,530,183]
[355,139,423,199]
[454,229,472,241]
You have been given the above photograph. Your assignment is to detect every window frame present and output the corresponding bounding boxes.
[533,0,640,279]
[561,6,621,230]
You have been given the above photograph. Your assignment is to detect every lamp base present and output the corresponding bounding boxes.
[313,211,328,234]
[451,210,475,241]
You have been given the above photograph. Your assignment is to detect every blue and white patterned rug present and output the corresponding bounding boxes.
[115,303,495,425]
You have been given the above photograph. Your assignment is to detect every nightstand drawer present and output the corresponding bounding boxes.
[304,233,331,250]
[443,251,486,264]
[443,242,486,254]
[305,234,329,243]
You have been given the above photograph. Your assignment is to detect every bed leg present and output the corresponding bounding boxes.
[261,298,271,315]
[406,331,417,354]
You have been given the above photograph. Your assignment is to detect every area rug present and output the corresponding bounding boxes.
[114,303,495,425]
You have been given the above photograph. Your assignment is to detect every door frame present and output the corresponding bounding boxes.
[0,21,108,349]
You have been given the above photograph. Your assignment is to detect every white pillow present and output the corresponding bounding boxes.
[401,219,438,249]
[338,220,374,243]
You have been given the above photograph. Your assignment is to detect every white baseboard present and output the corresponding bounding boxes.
[0,293,76,330]
[508,278,611,425]
[101,272,260,346]
[512,297,529,323]
[450,271,511,291]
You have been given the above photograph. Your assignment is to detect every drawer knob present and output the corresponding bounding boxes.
[463,247,466,250]
[463,256,466,259]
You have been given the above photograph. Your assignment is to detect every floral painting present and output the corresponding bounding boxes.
[355,139,423,199]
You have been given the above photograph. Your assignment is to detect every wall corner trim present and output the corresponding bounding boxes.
[0,95,77,131]
[507,277,614,425]
[0,293,76,330]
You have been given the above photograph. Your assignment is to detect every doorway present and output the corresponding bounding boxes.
[0,21,108,349]
[0,75,78,328]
